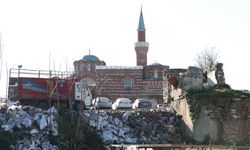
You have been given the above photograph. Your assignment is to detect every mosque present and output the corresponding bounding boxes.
[73,9,168,103]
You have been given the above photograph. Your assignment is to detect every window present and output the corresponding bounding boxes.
[87,64,91,71]
[154,70,158,79]
[124,79,132,90]
[77,66,81,72]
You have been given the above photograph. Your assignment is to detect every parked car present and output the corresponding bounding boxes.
[92,97,112,109]
[112,98,132,110]
[132,98,152,109]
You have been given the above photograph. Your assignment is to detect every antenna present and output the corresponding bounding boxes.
[89,48,91,55]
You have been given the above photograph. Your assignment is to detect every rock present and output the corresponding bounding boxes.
[122,111,132,122]
[35,114,48,130]
[30,129,38,134]
[0,100,60,149]
[46,106,57,114]
[1,124,12,132]
[102,130,118,144]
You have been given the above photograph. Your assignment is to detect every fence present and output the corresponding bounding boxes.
[9,68,73,79]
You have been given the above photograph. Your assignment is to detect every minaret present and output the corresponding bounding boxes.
[135,8,149,66]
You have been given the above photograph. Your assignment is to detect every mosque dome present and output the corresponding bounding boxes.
[150,62,162,66]
[82,55,100,62]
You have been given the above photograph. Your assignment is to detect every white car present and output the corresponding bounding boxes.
[92,97,112,109]
[112,98,132,110]
[132,98,152,109]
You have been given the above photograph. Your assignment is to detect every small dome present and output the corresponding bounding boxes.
[82,55,100,62]
[150,62,162,66]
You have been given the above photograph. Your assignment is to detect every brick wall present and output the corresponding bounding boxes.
[135,46,148,66]
[95,68,164,103]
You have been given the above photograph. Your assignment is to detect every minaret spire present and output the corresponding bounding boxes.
[135,7,149,66]
[138,6,145,30]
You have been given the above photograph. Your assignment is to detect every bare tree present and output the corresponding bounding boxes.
[195,47,219,71]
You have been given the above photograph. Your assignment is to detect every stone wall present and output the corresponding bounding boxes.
[170,89,219,143]
[170,89,193,136]
[222,99,250,144]
[169,90,250,144]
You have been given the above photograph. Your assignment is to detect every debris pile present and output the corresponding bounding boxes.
[0,100,58,150]
[0,99,183,149]
[82,107,182,146]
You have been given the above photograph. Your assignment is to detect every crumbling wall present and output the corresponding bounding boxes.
[207,70,216,86]
[206,63,226,87]
[163,66,204,103]
[171,94,250,144]
[163,66,206,141]
[170,89,193,136]
[179,66,204,90]
[170,93,219,143]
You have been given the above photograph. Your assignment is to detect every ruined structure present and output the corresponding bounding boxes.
[163,63,250,144]
[163,66,204,103]
[204,62,227,87]
[215,63,225,85]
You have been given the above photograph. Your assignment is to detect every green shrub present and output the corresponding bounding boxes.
[0,131,15,150]
[56,115,71,137]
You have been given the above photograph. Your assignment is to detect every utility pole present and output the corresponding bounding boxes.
[17,65,22,101]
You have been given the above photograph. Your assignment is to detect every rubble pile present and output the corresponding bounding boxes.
[82,107,182,146]
[0,100,59,150]
[0,99,184,149]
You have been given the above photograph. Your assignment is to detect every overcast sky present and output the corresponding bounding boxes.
[0,0,250,97]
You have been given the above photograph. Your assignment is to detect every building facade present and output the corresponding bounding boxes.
[73,9,168,103]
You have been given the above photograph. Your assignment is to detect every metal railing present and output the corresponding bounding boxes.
[9,68,74,79]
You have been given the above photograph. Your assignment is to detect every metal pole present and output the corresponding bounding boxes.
[17,65,22,100]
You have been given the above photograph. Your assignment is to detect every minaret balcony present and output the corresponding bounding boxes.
[135,42,149,48]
